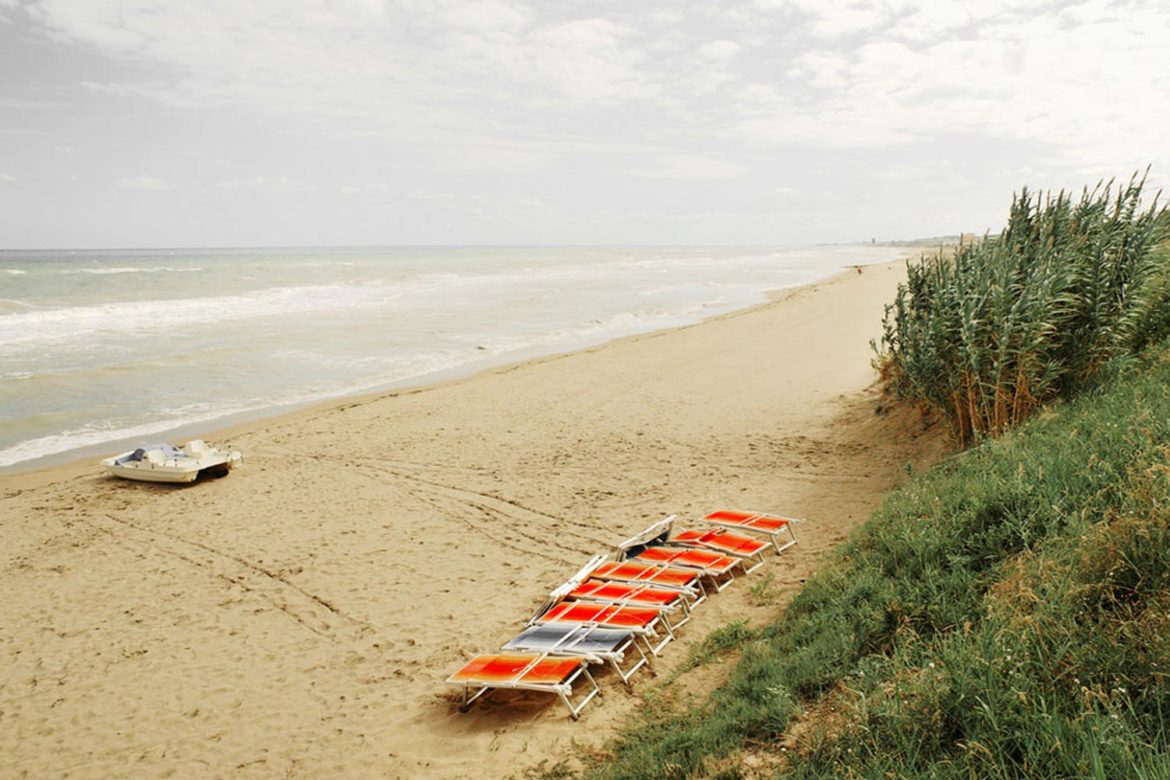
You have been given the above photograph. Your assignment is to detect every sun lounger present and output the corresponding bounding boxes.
[617,515,747,591]
[503,624,652,687]
[548,555,696,620]
[589,561,708,605]
[531,601,676,655]
[560,552,707,603]
[703,509,799,553]
[564,578,693,630]
[568,580,692,622]
[446,652,600,720]
[671,528,769,573]
[629,546,745,591]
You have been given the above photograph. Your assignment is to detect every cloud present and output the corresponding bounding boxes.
[411,190,457,202]
[626,152,746,180]
[216,176,314,193]
[13,0,1170,199]
[117,175,175,191]
[697,39,741,59]
[1,172,18,182]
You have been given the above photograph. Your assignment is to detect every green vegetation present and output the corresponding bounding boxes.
[583,175,1170,778]
[875,173,1168,444]
[589,337,1170,780]
[671,620,755,680]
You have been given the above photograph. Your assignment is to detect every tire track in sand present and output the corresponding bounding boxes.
[87,513,373,642]
[351,461,606,562]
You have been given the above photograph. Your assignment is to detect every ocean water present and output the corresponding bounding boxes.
[0,245,906,470]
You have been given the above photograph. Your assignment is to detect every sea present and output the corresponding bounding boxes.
[0,244,907,472]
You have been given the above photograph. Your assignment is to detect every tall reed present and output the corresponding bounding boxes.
[875,172,1168,443]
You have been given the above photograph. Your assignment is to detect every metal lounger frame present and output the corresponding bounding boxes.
[668,530,768,574]
[448,654,602,720]
[630,547,746,592]
[530,603,676,656]
[557,553,706,608]
[590,560,709,606]
[568,579,694,630]
[504,627,653,687]
[703,509,800,554]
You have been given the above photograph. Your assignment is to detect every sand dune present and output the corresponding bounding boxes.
[0,260,946,778]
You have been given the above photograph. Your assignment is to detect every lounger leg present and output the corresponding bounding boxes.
[710,571,735,592]
[635,630,669,658]
[691,578,709,607]
[767,523,798,553]
[563,668,602,720]
[778,524,798,552]
[739,550,766,574]
[461,684,493,712]
[610,641,650,687]
[671,598,692,629]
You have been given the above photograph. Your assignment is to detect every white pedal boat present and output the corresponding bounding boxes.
[101,439,242,483]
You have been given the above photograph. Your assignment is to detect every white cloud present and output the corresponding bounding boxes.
[5,0,1170,245]
[117,175,174,191]
[217,177,314,193]
[627,152,745,180]
[698,39,741,59]
[411,190,457,201]
[1,172,18,182]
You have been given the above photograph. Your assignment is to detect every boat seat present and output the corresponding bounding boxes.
[183,439,210,457]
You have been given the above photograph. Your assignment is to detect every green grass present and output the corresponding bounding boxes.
[586,341,1170,780]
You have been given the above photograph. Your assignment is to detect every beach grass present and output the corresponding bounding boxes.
[874,172,1169,444]
[586,335,1170,779]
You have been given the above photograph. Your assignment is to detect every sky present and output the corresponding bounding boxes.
[1,0,1168,249]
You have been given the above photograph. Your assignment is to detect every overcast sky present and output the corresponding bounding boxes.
[1,0,1168,249]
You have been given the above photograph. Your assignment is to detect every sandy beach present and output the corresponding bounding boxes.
[0,259,946,778]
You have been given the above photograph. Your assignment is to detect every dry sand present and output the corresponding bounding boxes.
[0,259,947,778]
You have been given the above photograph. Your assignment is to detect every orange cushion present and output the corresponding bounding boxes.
[450,653,580,685]
[636,546,736,570]
[705,509,791,533]
[544,601,660,628]
[676,528,767,555]
[594,562,698,588]
[571,579,680,606]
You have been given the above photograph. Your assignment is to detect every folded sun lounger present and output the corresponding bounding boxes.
[503,624,652,687]
[671,528,769,573]
[446,652,600,720]
[703,509,800,553]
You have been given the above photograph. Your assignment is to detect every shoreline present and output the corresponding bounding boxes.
[0,258,902,482]
[0,256,946,779]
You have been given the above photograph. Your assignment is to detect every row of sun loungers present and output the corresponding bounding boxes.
[446,508,800,719]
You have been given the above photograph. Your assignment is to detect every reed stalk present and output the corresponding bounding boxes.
[874,171,1168,444]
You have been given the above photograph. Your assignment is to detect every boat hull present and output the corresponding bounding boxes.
[100,447,241,484]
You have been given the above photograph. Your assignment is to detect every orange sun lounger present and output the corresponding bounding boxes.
[672,528,769,573]
[532,600,676,655]
[630,546,745,591]
[567,578,693,630]
[589,560,708,605]
[447,652,600,720]
[503,624,652,687]
[703,509,799,553]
